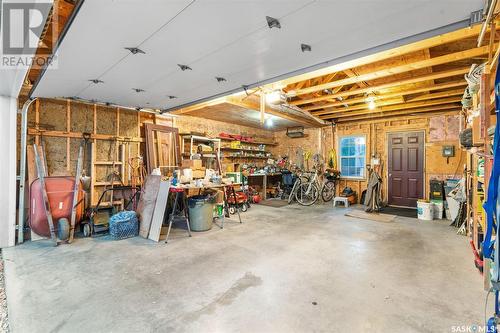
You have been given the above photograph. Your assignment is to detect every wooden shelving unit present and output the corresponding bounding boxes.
[180,135,221,159]
[217,136,278,146]
[465,71,495,260]
[217,136,275,162]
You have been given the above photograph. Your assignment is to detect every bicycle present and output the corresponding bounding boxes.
[288,171,310,204]
[295,170,337,206]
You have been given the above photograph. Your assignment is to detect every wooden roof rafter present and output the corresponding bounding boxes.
[323,97,462,120]
[276,24,500,123]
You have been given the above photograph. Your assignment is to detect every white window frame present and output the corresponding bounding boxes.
[338,134,367,180]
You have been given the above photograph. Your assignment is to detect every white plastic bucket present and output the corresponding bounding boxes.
[417,201,434,221]
[432,201,444,219]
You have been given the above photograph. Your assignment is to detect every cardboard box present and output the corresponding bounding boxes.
[182,159,203,169]
[192,169,206,179]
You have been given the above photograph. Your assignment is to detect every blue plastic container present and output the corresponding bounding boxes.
[109,211,139,240]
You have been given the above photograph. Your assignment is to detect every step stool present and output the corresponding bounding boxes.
[333,196,349,208]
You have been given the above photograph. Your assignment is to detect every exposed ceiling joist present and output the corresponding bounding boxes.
[404,88,464,102]
[289,67,469,106]
[279,24,484,88]
[293,45,492,96]
[334,107,461,123]
[323,97,462,119]
[225,96,322,127]
[314,97,406,116]
[301,81,466,111]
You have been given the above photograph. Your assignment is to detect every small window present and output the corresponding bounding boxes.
[339,135,366,178]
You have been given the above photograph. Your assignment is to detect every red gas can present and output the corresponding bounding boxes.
[29,176,85,237]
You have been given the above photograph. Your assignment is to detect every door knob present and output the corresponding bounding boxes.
[389,173,392,177]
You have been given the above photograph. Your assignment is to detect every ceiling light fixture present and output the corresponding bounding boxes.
[132,88,145,93]
[301,43,312,52]
[266,16,281,29]
[365,94,376,110]
[89,79,104,84]
[125,47,145,55]
[265,117,274,128]
[265,90,282,104]
[178,64,192,71]
[215,77,227,82]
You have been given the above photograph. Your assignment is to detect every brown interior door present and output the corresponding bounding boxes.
[388,131,424,207]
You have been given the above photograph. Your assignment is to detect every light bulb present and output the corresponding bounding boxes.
[265,117,274,127]
[368,101,376,110]
[265,91,281,104]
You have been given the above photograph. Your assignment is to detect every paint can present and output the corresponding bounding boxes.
[417,201,434,221]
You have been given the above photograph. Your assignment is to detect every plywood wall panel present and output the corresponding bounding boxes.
[272,128,321,159]
[44,137,67,175]
[336,114,462,202]
[95,105,116,135]
[39,99,67,131]
[119,109,139,137]
[70,102,94,133]
[95,140,116,161]
[172,114,274,142]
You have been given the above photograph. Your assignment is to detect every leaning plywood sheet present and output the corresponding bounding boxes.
[148,180,171,242]
[136,175,161,238]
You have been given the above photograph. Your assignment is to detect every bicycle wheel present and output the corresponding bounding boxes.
[321,181,336,202]
[288,179,301,204]
[295,182,319,206]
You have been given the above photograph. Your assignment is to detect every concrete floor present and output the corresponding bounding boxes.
[3,204,485,332]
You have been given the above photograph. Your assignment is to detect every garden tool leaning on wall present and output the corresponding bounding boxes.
[364,165,382,213]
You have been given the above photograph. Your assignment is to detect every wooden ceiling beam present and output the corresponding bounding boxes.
[334,107,461,123]
[225,96,321,127]
[313,97,406,116]
[302,81,466,111]
[171,97,226,115]
[404,88,464,102]
[293,45,492,96]
[322,97,462,119]
[343,69,369,88]
[278,25,484,88]
[289,67,469,106]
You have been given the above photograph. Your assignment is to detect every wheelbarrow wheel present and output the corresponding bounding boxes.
[57,218,70,241]
[241,203,248,212]
[229,206,236,215]
[83,223,92,237]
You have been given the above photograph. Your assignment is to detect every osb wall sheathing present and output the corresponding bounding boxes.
[272,128,321,159]
[18,98,144,205]
[335,114,464,202]
[169,114,274,142]
[19,99,278,181]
